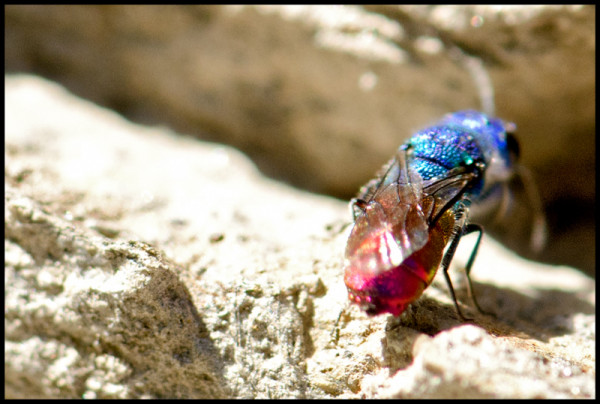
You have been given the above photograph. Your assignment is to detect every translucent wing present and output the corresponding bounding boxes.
[354,145,417,207]
[353,146,481,229]
[421,163,482,226]
[345,148,429,276]
[345,147,482,277]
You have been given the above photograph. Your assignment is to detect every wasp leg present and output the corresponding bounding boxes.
[350,198,368,221]
[428,160,485,228]
[440,223,473,322]
[440,221,494,321]
[462,224,496,318]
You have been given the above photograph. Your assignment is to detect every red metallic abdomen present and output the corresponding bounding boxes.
[344,210,454,316]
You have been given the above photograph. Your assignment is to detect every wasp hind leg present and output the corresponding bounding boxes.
[462,224,496,318]
[440,222,494,321]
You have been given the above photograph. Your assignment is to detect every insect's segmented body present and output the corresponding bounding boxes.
[344,110,519,318]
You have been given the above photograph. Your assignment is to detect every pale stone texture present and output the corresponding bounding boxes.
[4,75,594,398]
[4,5,595,274]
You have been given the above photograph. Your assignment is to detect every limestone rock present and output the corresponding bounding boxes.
[5,75,594,398]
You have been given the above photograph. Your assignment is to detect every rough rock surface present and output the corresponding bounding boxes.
[4,5,596,274]
[5,75,595,398]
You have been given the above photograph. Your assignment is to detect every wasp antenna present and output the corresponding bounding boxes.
[448,46,495,116]
[492,182,512,225]
[515,164,547,253]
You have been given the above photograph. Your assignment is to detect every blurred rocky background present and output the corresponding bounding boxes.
[5,5,595,275]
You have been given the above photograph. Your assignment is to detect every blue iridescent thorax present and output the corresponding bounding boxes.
[404,110,513,199]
